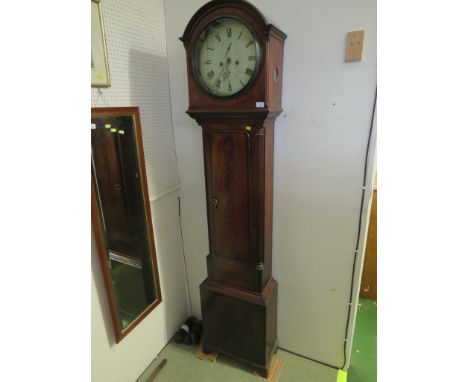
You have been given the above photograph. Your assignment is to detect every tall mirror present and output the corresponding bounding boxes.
[91,107,162,342]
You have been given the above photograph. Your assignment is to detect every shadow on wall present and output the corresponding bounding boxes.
[128,48,176,133]
[91,49,188,352]
[128,49,189,341]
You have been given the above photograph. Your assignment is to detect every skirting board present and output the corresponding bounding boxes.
[136,356,168,382]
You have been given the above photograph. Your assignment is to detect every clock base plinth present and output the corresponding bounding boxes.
[200,278,278,376]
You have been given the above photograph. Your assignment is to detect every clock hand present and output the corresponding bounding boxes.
[222,60,232,81]
[216,57,231,81]
[216,61,228,81]
[224,42,232,57]
[221,58,234,82]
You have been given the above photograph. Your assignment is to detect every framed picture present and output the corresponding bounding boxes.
[91,0,111,87]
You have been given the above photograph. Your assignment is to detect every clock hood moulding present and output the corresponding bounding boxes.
[180,0,287,46]
[186,108,283,125]
[180,0,287,115]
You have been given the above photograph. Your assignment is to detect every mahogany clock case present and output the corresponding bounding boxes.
[181,1,286,377]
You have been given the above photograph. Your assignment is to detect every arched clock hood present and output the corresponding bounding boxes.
[180,0,286,46]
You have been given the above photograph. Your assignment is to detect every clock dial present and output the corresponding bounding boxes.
[193,17,260,97]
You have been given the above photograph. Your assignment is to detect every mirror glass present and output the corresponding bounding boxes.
[91,107,162,342]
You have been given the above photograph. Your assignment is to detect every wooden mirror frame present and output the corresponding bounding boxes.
[91,106,162,343]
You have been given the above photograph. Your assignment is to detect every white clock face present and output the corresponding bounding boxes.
[193,17,260,97]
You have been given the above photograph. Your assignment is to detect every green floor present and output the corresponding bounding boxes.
[348,298,377,382]
[138,341,337,382]
[138,298,376,382]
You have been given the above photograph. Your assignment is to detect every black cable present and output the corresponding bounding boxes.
[178,196,193,316]
[279,347,339,370]
[342,87,377,369]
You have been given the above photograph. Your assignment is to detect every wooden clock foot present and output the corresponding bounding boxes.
[202,344,214,354]
[255,367,269,379]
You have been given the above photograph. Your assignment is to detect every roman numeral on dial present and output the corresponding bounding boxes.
[245,40,254,48]
[204,60,212,65]
[248,56,256,61]
[215,79,221,89]
[207,70,215,79]
[227,27,232,37]
[245,68,254,77]
[215,33,221,42]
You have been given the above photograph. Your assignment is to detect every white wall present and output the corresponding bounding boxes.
[91,1,188,381]
[164,0,376,369]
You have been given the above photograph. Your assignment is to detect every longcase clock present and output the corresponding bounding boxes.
[180,0,286,377]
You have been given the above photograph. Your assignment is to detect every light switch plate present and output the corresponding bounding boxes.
[345,30,365,62]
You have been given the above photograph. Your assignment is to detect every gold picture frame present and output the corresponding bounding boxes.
[91,0,111,87]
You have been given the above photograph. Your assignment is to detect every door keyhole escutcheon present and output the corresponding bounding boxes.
[212,198,218,208]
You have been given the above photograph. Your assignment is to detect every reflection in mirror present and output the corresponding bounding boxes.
[91,107,162,342]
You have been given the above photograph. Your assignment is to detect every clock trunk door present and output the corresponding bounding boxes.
[209,132,250,261]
